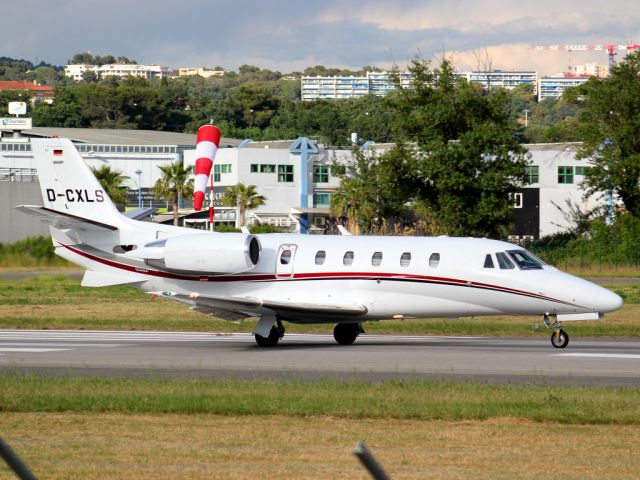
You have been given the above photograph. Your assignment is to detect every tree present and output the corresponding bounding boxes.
[330,148,380,234]
[380,57,529,238]
[152,161,194,225]
[221,183,266,227]
[567,51,640,217]
[91,165,130,206]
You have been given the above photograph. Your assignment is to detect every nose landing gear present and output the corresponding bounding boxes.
[543,314,569,349]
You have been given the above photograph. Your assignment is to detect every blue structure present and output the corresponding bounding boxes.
[290,137,319,233]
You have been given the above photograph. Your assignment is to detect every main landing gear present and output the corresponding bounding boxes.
[543,314,569,349]
[333,322,364,345]
[255,318,285,347]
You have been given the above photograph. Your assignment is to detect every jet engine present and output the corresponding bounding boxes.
[126,233,261,274]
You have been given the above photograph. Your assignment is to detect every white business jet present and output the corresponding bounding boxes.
[17,138,623,348]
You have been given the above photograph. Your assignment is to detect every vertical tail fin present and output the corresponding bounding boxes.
[31,138,125,227]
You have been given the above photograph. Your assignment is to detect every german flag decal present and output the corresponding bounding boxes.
[53,149,63,156]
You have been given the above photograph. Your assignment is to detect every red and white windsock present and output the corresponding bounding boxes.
[193,125,221,211]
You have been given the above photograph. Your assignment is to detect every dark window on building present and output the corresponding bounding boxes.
[250,164,259,173]
[260,164,276,173]
[526,165,539,184]
[313,165,330,183]
[278,165,294,182]
[575,166,591,176]
[558,166,574,184]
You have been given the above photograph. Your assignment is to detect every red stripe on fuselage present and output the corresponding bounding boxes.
[60,243,577,307]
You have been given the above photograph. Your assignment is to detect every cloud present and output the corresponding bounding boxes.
[2,1,639,74]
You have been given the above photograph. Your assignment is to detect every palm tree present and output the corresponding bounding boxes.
[152,160,193,225]
[221,183,266,227]
[91,165,129,206]
[330,177,376,235]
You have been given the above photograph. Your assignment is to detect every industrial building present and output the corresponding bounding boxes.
[1,127,606,243]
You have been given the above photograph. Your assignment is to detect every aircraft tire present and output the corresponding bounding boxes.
[550,329,569,349]
[255,326,281,347]
[333,322,360,345]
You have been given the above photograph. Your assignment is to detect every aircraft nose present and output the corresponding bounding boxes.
[588,285,624,313]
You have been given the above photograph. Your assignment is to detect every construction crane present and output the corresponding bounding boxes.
[530,43,640,70]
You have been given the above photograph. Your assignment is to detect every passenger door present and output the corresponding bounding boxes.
[276,244,297,279]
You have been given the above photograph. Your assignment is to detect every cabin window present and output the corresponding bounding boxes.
[343,251,354,266]
[280,249,292,265]
[371,251,383,267]
[484,254,495,268]
[507,250,543,270]
[428,253,440,268]
[400,252,411,267]
[496,252,515,270]
[315,250,326,265]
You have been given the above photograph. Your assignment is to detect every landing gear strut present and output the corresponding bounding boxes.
[543,314,569,349]
[333,322,363,345]
[255,318,285,347]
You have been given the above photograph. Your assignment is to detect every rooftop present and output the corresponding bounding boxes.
[23,127,241,147]
[0,81,54,92]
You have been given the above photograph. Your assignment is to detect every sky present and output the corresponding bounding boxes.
[4,0,640,74]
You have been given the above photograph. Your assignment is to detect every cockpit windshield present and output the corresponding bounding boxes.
[506,250,544,270]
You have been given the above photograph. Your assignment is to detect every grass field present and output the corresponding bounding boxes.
[1,273,639,479]
[0,274,638,337]
[1,376,639,479]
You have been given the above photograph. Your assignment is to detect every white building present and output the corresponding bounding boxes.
[538,76,590,101]
[65,64,173,81]
[1,127,608,240]
[64,64,96,81]
[513,143,603,239]
[459,71,538,95]
[301,71,413,101]
[569,63,608,78]
[178,67,225,78]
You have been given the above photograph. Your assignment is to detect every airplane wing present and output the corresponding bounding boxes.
[15,205,118,231]
[153,291,368,322]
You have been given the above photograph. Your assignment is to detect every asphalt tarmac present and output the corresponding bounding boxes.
[0,329,639,386]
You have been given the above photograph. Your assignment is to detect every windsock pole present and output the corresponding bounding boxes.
[209,172,214,229]
[194,125,221,212]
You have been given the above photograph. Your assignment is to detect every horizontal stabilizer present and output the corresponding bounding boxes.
[81,270,146,287]
[123,207,158,221]
[15,205,118,231]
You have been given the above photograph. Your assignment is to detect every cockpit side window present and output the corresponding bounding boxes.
[495,252,515,269]
[507,250,544,270]
[484,254,495,268]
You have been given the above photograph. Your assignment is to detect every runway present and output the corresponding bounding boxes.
[1,330,639,386]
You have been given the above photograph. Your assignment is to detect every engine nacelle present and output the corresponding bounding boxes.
[129,233,260,274]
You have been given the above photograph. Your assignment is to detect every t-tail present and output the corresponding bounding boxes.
[15,138,185,285]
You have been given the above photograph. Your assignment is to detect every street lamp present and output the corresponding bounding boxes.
[134,169,142,208]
